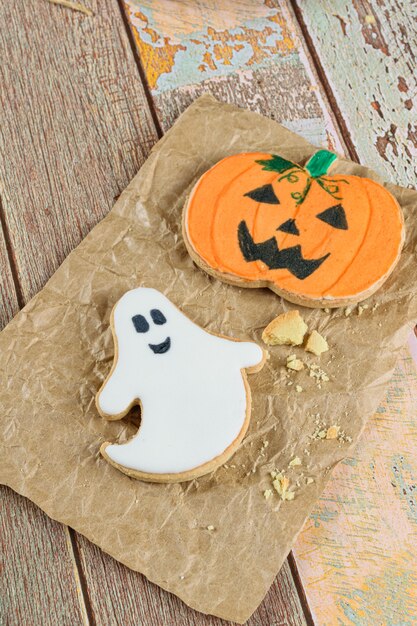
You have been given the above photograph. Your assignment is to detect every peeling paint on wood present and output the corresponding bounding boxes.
[293,350,417,625]
[125,0,296,92]
[295,0,417,188]
[124,0,345,149]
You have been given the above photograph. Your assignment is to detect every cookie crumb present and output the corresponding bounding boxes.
[262,310,308,346]
[305,330,329,356]
[324,308,330,313]
[344,306,353,317]
[262,440,269,448]
[326,425,339,439]
[289,456,302,467]
[317,429,327,439]
[296,385,303,393]
[306,477,314,485]
[287,357,304,371]
[338,430,353,443]
[365,14,376,24]
[272,473,294,501]
[207,525,215,531]
[308,363,329,384]
[263,489,273,500]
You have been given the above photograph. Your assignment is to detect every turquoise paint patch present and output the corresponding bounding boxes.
[391,454,417,525]
[342,456,359,467]
[339,567,417,626]
[310,505,338,528]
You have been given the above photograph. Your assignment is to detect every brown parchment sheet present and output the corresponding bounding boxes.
[1,95,417,623]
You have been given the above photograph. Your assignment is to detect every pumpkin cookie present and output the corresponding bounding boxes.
[183,150,405,308]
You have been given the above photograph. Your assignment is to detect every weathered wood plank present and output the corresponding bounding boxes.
[75,533,307,626]
[0,0,157,302]
[124,0,345,151]
[0,232,89,624]
[293,0,417,188]
[0,487,87,626]
[293,349,417,625]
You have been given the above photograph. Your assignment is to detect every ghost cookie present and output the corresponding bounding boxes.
[96,288,266,483]
[183,150,405,308]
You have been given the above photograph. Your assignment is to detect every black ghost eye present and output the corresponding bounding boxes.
[316,204,348,230]
[132,314,149,333]
[150,309,166,325]
[244,184,280,205]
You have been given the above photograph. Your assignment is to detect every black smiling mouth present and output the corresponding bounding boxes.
[238,220,330,280]
[148,337,171,354]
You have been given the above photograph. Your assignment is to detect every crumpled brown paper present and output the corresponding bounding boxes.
[1,95,417,623]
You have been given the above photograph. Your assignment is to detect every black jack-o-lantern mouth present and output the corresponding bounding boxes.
[237,197,349,280]
[238,221,331,280]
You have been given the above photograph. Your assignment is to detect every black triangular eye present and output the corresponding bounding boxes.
[316,204,348,230]
[244,184,279,204]
[277,218,299,236]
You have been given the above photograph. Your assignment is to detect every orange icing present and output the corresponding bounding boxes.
[185,152,404,301]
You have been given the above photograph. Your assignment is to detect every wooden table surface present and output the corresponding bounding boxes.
[1,1,416,624]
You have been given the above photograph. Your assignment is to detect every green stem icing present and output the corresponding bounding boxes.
[256,150,345,206]
[305,150,337,178]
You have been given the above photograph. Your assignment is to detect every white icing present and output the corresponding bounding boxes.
[97,288,263,474]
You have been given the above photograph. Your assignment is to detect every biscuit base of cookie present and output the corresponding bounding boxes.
[100,360,265,483]
[182,214,404,309]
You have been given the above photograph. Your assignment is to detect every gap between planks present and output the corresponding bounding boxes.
[0,195,24,309]
[65,527,96,626]
[115,0,164,140]
[288,552,315,626]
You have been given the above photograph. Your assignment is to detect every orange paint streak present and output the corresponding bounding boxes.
[126,6,185,90]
